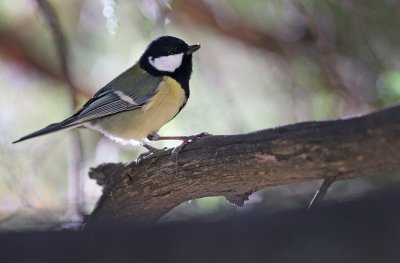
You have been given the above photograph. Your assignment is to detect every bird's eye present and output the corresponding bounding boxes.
[168,48,177,55]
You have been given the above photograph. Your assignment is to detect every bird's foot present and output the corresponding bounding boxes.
[171,132,212,160]
[146,132,212,161]
[136,144,168,163]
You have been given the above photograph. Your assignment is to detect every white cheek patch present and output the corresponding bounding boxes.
[148,53,184,72]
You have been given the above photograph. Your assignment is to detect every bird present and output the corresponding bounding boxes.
[13,36,205,159]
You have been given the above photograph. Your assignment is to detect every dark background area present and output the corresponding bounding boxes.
[2,185,400,262]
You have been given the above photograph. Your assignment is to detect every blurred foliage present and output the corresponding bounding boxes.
[0,0,400,230]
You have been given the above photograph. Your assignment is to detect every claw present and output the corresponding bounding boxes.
[171,143,185,161]
[171,132,212,159]
[185,132,212,142]
[136,144,168,163]
[145,132,212,161]
[136,151,153,163]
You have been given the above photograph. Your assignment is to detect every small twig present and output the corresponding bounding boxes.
[292,0,363,107]
[308,176,337,209]
[35,0,78,106]
[35,0,84,221]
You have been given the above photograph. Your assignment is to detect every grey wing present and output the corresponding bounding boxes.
[67,91,138,125]
[66,68,163,126]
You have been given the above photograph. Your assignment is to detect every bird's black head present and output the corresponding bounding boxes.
[139,36,200,96]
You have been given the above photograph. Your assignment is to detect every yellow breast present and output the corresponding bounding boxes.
[96,76,187,141]
[143,76,186,113]
[134,76,187,137]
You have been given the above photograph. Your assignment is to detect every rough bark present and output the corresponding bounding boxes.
[87,105,400,227]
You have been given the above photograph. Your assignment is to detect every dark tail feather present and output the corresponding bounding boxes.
[13,120,78,144]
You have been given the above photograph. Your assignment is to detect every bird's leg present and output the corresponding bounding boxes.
[136,142,167,163]
[148,132,212,157]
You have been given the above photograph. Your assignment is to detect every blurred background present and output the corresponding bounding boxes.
[0,0,400,230]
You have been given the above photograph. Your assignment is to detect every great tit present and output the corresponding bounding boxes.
[13,36,202,155]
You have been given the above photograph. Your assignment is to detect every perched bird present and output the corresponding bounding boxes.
[13,36,204,158]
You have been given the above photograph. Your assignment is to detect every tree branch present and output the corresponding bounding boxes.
[86,105,400,227]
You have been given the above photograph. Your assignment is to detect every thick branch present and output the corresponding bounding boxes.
[87,105,400,227]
